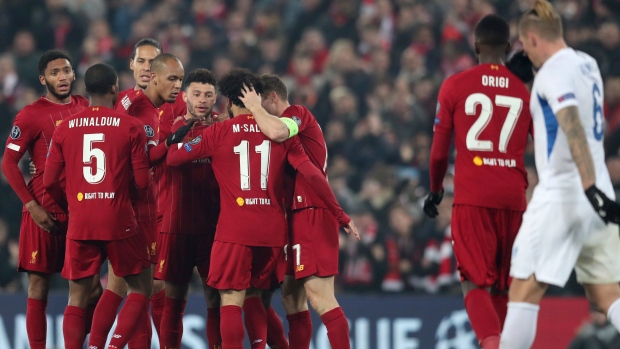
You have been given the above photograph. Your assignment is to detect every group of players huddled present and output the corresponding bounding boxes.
[2,30,359,349]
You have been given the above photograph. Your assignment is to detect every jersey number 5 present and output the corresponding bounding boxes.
[465,93,523,152]
[83,133,106,184]
[234,140,271,190]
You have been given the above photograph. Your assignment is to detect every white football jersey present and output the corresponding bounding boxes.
[530,48,613,202]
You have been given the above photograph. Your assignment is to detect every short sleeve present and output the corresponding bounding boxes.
[434,79,456,135]
[130,121,150,171]
[282,105,309,134]
[5,109,33,154]
[537,65,578,114]
[285,136,310,170]
[46,126,65,171]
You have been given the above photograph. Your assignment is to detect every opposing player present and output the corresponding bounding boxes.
[423,15,532,349]
[167,68,356,349]
[0,50,93,349]
[239,75,358,349]
[89,53,188,347]
[155,68,223,349]
[500,1,620,348]
[43,63,152,349]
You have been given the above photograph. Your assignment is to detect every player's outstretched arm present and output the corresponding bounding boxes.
[239,84,294,142]
[557,106,620,223]
[167,126,214,167]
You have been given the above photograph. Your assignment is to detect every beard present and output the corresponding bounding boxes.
[188,103,213,120]
[46,80,73,100]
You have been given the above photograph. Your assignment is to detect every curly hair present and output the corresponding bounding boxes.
[217,68,264,108]
[183,68,217,91]
[38,50,72,76]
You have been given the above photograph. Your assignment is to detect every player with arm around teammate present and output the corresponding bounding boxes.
[239,75,359,349]
[43,63,153,349]
[423,15,532,349]
[500,1,620,348]
[167,68,354,349]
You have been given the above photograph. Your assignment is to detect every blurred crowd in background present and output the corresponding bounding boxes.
[1,0,620,295]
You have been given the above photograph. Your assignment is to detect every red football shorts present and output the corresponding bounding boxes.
[61,232,150,280]
[286,208,340,280]
[154,232,215,284]
[451,205,523,290]
[18,211,68,274]
[138,219,157,263]
[207,241,285,291]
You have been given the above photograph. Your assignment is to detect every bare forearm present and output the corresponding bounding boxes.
[246,105,289,142]
[557,106,596,189]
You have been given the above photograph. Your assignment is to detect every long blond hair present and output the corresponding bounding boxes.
[519,0,563,40]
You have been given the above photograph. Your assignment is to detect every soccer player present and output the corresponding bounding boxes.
[155,68,223,349]
[167,68,356,349]
[89,53,188,347]
[423,15,532,349]
[239,75,359,349]
[500,1,620,348]
[43,63,152,349]
[0,50,92,349]
[116,38,163,105]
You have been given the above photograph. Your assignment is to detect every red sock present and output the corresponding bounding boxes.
[492,294,509,327]
[206,308,221,349]
[63,306,86,349]
[243,297,267,349]
[26,298,47,349]
[266,306,289,349]
[320,307,350,349]
[464,289,501,346]
[107,293,149,349]
[88,290,123,349]
[220,305,244,349]
[287,310,312,349]
[159,297,187,349]
[151,289,166,337]
[128,304,151,349]
[85,303,97,334]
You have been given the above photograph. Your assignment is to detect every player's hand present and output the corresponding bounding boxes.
[343,220,360,240]
[239,84,262,112]
[25,201,59,233]
[423,190,444,218]
[507,50,534,84]
[29,161,36,175]
[585,185,620,224]
[166,118,199,147]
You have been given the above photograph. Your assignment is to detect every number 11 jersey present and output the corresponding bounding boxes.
[434,63,532,211]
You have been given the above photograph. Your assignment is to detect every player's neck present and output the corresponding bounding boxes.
[477,56,505,65]
[144,84,165,108]
[90,97,113,109]
[45,93,71,105]
[277,102,291,117]
[230,105,252,118]
[539,39,568,67]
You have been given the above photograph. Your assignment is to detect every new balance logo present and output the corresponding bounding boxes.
[113,334,121,338]
[252,339,263,344]
[89,346,99,349]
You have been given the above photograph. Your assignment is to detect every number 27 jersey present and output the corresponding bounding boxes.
[434,64,532,211]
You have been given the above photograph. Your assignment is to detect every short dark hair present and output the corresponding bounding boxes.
[151,53,181,74]
[260,74,288,101]
[38,50,72,75]
[84,63,118,95]
[131,38,162,59]
[183,68,217,91]
[218,68,264,108]
[475,14,510,47]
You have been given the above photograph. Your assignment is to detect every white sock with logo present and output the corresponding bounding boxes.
[499,302,539,349]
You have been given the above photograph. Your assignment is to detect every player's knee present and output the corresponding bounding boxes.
[89,282,104,303]
[27,273,50,300]
[106,277,128,297]
[153,279,166,294]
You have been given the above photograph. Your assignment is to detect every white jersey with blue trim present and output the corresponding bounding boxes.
[530,48,613,202]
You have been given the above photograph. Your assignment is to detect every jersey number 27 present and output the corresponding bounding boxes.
[466,93,523,153]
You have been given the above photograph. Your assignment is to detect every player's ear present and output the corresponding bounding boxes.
[39,74,46,86]
[129,59,135,71]
[474,41,480,56]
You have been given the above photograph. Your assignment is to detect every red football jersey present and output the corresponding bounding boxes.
[3,96,89,213]
[114,88,136,110]
[161,119,219,234]
[167,114,311,246]
[282,105,329,211]
[45,106,149,240]
[116,90,159,222]
[433,64,531,211]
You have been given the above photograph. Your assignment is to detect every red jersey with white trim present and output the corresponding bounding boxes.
[45,106,149,240]
[282,105,329,211]
[115,88,136,110]
[116,89,158,222]
[3,95,88,213]
[433,64,531,211]
[161,119,219,234]
[167,114,311,247]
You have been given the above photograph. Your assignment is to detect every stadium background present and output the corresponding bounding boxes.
[0,0,619,347]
